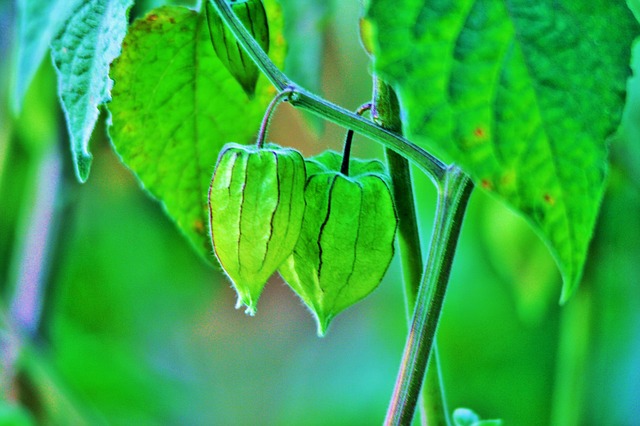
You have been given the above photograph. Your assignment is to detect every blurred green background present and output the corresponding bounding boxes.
[1,1,639,425]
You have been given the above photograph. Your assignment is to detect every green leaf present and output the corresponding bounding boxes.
[51,0,133,182]
[13,0,82,113]
[107,4,285,265]
[366,0,639,301]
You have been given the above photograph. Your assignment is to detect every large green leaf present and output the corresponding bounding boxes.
[107,4,285,265]
[51,0,133,182]
[366,0,638,301]
[13,0,81,113]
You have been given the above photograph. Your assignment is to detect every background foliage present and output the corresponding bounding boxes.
[1,0,639,424]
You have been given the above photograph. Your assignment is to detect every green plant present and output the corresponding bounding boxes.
[1,0,639,424]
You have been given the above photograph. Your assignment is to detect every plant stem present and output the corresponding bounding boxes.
[8,147,63,338]
[372,78,421,315]
[385,167,473,425]
[423,344,449,426]
[209,0,447,185]
[340,130,354,176]
[373,77,450,425]
[340,104,371,176]
[256,87,294,148]
[291,90,445,183]
[549,288,591,426]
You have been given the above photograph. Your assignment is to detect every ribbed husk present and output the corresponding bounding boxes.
[209,142,306,314]
[279,151,397,335]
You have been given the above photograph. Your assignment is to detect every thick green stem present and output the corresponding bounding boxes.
[209,0,447,185]
[385,167,473,425]
[373,78,449,425]
[372,78,421,310]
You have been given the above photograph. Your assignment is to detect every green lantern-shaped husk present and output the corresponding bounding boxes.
[209,142,306,315]
[205,0,270,98]
[279,151,398,335]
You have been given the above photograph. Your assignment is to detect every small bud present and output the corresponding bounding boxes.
[206,0,270,98]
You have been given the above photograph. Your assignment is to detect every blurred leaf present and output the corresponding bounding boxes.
[0,401,35,426]
[1,61,58,298]
[478,197,559,324]
[47,141,219,424]
[366,0,638,301]
[280,0,329,95]
[16,346,105,425]
[50,0,133,182]
[13,0,82,113]
[627,0,640,23]
[280,0,332,133]
[453,407,502,426]
[578,40,640,424]
[107,4,285,265]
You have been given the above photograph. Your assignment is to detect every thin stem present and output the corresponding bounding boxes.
[373,78,450,426]
[8,147,63,338]
[385,167,473,425]
[340,103,371,176]
[341,130,353,176]
[256,87,294,148]
[291,91,446,184]
[209,0,447,185]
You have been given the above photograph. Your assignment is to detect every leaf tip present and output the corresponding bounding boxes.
[559,282,575,305]
[73,151,93,183]
[558,268,585,305]
[314,313,333,337]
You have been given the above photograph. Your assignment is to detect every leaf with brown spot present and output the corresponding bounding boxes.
[107,4,286,265]
[367,0,639,300]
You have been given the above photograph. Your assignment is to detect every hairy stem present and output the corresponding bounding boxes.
[423,345,450,426]
[373,78,450,425]
[385,167,473,425]
[209,0,447,184]
[372,78,421,310]
[256,88,294,148]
